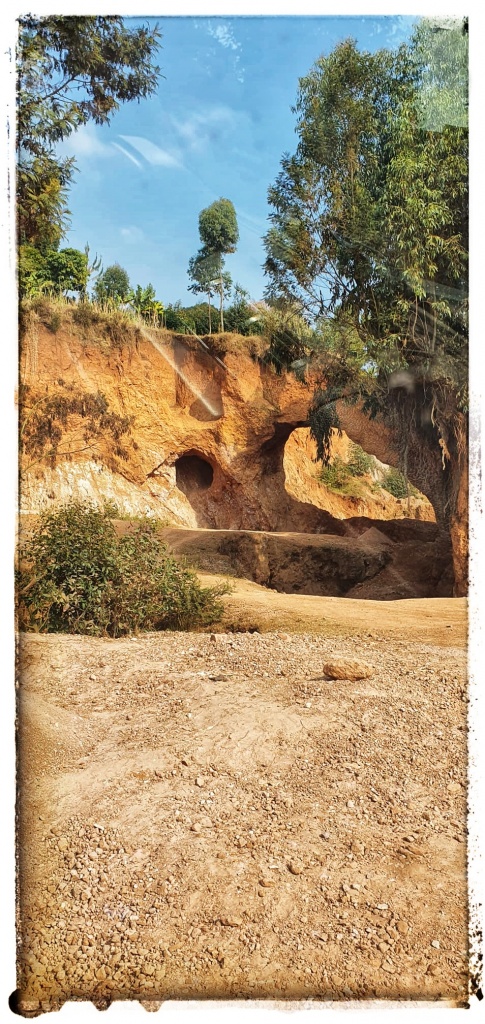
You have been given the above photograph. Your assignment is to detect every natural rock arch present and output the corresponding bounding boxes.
[335,396,467,594]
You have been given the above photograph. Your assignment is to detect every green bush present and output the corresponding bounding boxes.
[382,468,409,498]
[347,443,375,477]
[318,456,368,497]
[16,502,228,637]
[319,456,351,490]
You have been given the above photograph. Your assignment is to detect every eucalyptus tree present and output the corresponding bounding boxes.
[197,199,239,331]
[263,20,468,585]
[187,248,231,334]
[17,16,162,248]
[263,24,467,447]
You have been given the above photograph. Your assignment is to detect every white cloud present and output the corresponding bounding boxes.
[61,123,113,161]
[206,21,245,83]
[171,107,234,152]
[120,226,145,243]
[61,125,147,172]
[119,135,182,168]
[207,24,239,52]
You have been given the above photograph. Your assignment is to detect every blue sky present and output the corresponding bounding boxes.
[59,15,418,307]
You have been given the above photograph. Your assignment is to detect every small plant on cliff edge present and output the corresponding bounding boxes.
[382,467,414,499]
[347,443,375,477]
[318,456,367,498]
[16,502,228,637]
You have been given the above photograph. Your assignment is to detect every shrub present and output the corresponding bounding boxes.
[347,443,375,477]
[16,502,228,637]
[318,456,367,498]
[382,468,409,498]
[47,311,62,334]
[72,301,100,329]
[257,301,315,373]
[319,456,351,490]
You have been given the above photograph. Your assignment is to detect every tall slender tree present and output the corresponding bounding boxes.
[187,248,220,334]
[197,199,239,332]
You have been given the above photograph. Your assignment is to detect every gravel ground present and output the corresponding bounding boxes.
[16,622,469,1014]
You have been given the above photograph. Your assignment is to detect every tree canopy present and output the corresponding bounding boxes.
[94,264,131,304]
[17,15,162,248]
[199,199,239,256]
[263,19,468,500]
[18,244,89,297]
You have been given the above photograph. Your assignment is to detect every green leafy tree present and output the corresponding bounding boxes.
[164,301,184,332]
[197,199,239,331]
[46,248,88,295]
[223,284,255,335]
[164,302,218,336]
[18,244,50,296]
[263,22,468,550]
[413,16,468,131]
[17,16,162,247]
[94,264,131,305]
[18,244,88,296]
[129,283,164,324]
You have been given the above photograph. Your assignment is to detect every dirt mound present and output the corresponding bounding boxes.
[158,524,454,600]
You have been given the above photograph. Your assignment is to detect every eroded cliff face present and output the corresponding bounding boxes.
[19,321,465,593]
[20,324,316,530]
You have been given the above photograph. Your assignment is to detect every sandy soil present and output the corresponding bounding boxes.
[16,582,469,1013]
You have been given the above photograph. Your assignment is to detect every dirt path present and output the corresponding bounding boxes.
[206,572,467,646]
[17,588,468,1013]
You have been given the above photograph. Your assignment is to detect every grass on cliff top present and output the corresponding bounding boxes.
[20,294,148,351]
[19,295,270,362]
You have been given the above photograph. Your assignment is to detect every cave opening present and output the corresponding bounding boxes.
[175,454,214,496]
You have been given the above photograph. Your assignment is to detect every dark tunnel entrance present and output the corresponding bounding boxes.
[175,454,214,496]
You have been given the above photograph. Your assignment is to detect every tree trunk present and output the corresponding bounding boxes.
[207,293,212,335]
[219,256,224,333]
